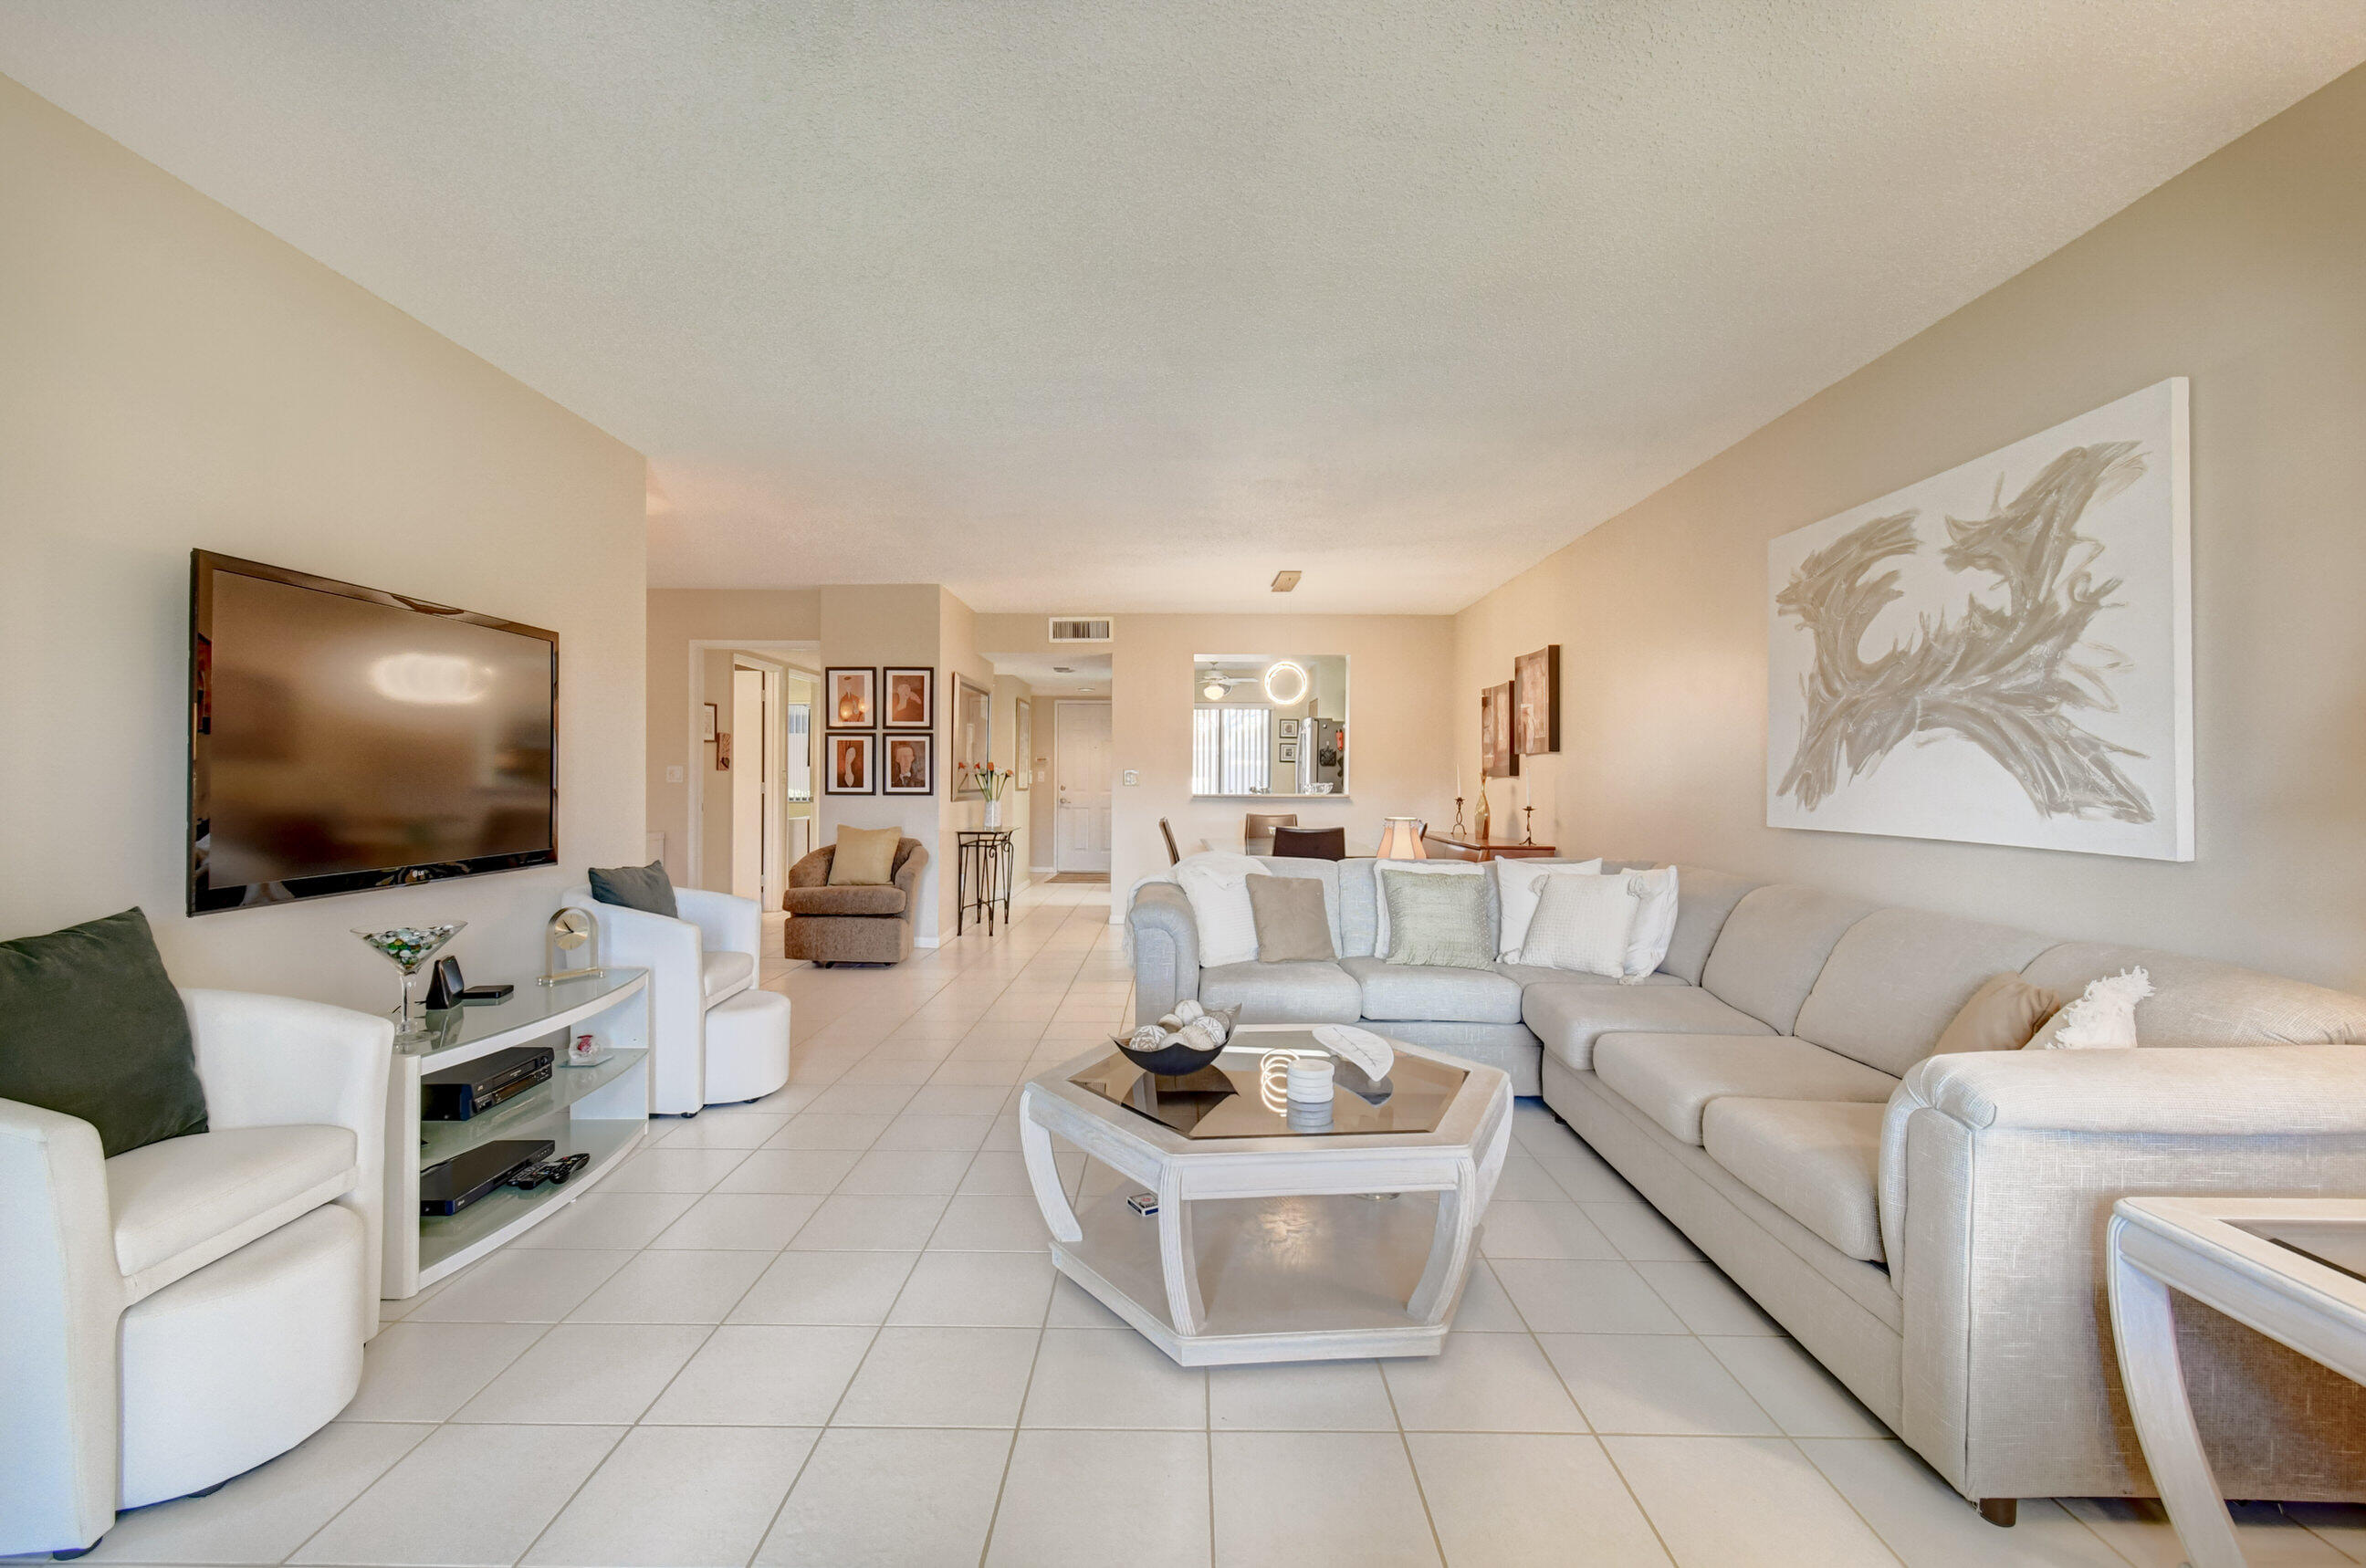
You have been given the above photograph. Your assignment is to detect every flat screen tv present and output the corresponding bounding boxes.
[189,551,558,914]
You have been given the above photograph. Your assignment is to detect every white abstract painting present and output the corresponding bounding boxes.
[1766,378,2192,861]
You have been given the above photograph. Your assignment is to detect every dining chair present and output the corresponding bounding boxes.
[1244,811,1298,856]
[1271,824,1348,861]
[1158,818,1180,866]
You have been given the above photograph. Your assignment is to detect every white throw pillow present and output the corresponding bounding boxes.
[1494,859,1603,961]
[1369,860,1485,955]
[1620,866,1680,982]
[2027,967,2152,1050]
[1174,852,1267,967]
[1521,872,1644,979]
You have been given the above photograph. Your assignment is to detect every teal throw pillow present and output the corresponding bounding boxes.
[1380,869,1495,969]
[589,860,678,919]
[0,908,208,1157]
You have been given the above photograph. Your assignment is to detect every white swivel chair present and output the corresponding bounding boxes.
[0,990,392,1558]
[561,886,790,1114]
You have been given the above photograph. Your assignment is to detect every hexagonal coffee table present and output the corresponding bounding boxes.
[1018,1026,1513,1366]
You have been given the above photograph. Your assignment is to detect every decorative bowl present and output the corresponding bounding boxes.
[1114,1003,1242,1077]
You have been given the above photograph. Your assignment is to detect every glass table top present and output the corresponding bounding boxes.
[1068,1030,1467,1140]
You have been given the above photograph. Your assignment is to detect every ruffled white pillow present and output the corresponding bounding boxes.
[1494,859,1603,961]
[1173,852,1267,967]
[1620,866,1680,982]
[2027,967,2152,1050]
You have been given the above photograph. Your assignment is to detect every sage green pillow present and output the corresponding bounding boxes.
[589,860,678,919]
[1380,868,1495,969]
[0,908,208,1157]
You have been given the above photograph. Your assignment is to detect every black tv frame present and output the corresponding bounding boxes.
[188,549,560,915]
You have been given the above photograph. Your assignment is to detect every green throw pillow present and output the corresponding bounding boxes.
[589,860,678,919]
[0,908,208,1157]
[1380,869,1495,969]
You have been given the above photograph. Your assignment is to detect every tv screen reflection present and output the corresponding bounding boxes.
[202,571,555,888]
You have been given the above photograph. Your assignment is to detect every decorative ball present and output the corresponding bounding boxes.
[1174,998,1207,1025]
[1179,1016,1225,1053]
[1128,1025,1167,1051]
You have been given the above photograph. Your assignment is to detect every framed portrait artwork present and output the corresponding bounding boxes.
[823,731,874,794]
[701,702,718,742]
[1278,740,1299,763]
[1481,682,1520,779]
[884,666,934,730]
[1513,644,1560,755]
[883,732,933,795]
[825,667,875,730]
[1278,717,1300,739]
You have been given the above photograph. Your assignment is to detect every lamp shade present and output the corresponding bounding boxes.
[1376,817,1427,860]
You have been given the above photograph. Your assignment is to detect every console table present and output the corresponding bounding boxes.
[1420,833,1557,862]
[382,968,650,1299]
[2107,1196,2366,1568]
[956,828,1015,935]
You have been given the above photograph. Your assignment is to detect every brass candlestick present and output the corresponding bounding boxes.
[1522,805,1535,845]
[1450,796,1466,835]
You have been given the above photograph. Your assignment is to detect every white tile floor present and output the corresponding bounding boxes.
[45,882,2366,1567]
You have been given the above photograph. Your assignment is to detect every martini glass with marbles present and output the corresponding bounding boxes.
[351,922,466,1040]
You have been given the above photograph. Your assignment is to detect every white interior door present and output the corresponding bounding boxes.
[731,667,765,901]
[1054,700,1113,873]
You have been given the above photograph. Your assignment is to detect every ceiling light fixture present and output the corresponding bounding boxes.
[1201,678,1228,701]
[1263,661,1309,706]
[1271,570,1302,592]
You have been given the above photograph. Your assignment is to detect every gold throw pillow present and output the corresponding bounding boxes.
[1934,972,2062,1055]
[828,826,904,886]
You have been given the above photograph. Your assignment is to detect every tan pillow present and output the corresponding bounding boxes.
[1246,873,1335,964]
[1934,972,2062,1055]
[828,826,903,886]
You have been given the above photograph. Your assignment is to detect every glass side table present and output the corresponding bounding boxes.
[2107,1196,2366,1568]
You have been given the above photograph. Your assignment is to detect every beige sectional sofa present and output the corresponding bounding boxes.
[1127,856,2366,1514]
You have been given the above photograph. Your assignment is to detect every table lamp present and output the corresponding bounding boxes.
[1376,817,1428,860]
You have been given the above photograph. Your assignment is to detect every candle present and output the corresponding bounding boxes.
[1455,765,1461,798]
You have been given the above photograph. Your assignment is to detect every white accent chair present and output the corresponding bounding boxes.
[0,989,392,1557]
[562,886,790,1114]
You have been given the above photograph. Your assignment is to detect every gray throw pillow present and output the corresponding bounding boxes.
[0,908,208,1157]
[1380,868,1494,969]
[589,860,678,919]
[1247,873,1335,963]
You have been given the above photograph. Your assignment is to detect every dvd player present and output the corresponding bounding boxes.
[422,1045,553,1121]
[420,1138,555,1217]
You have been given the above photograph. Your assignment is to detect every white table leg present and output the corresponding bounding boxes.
[1157,1175,1203,1335]
[1408,1165,1477,1324]
[1017,1092,1081,1246]
[2107,1221,2250,1568]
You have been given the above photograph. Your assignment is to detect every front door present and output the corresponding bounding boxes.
[1054,700,1113,873]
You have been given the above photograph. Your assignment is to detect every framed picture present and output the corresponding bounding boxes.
[1481,682,1520,779]
[715,731,732,771]
[884,666,934,730]
[953,674,993,796]
[1513,644,1560,755]
[884,732,933,795]
[825,667,875,730]
[1014,699,1031,790]
[1279,740,1299,763]
[823,731,874,794]
[701,702,718,742]
[1278,717,1300,739]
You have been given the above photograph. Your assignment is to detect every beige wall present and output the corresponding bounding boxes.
[1454,67,2366,990]
[1113,614,1456,902]
[644,588,821,882]
[0,73,647,1009]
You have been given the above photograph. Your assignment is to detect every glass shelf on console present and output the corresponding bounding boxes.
[415,1047,646,1170]
[400,968,649,1065]
[418,1117,644,1272]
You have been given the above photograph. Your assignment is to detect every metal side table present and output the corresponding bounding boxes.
[2107,1196,2366,1568]
[956,828,1015,935]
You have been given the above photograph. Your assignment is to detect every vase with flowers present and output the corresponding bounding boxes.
[966,763,1015,827]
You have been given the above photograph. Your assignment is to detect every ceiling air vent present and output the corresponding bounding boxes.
[1048,617,1113,643]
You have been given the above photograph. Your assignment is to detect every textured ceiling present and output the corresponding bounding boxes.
[4,3,2361,612]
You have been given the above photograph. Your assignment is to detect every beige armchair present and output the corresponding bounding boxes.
[783,838,929,965]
